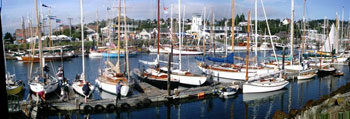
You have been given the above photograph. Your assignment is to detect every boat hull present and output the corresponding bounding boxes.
[6,85,24,95]
[297,73,317,80]
[72,81,95,97]
[242,79,289,93]
[95,78,129,97]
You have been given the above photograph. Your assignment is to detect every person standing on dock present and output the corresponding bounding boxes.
[116,81,121,104]
[43,63,50,78]
[82,81,91,103]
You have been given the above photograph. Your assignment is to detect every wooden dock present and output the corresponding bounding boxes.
[18,71,305,118]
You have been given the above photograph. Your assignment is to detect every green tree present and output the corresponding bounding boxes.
[4,32,14,43]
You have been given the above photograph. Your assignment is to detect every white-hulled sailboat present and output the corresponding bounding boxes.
[197,0,280,80]
[95,0,130,96]
[135,0,180,89]
[242,9,289,94]
[164,2,209,86]
[72,0,95,97]
[29,0,58,94]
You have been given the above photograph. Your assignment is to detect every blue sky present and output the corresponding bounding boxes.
[1,0,350,34]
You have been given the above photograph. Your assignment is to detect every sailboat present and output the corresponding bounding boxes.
[6,72,24,95]
[28,0,58,94]
[72,0,95,97]
[95,0,130,96]
[135,0,180,89]
[242,10,289,94]
[159,3,209,86]
[197,0,280,81]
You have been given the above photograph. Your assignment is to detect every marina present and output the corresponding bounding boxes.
[1,0,350,119]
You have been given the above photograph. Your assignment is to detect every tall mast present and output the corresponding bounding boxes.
[156,0,160,68]
[96,9,99,47]
[35,0,44,77]
[123,0,129,80]
[178,0,181,70]
[21,17,26,47]
[254,0,258,66]
[231,0,235,53]
[225,20,228,57]
[117,0,121,72]
[48,8,52,47]
[341,7,344,49]
[210,9,214,56]
[290,0,294,65]
[301,0,306,55]
[80,0,85,79]
[202,7,206,56]
[245,11,251,81]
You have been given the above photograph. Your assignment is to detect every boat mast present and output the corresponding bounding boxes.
[156,0,160,68]
[168,4,173,97]
[123,0,129,80]
[225,20,228,57]
[301,0,306,55]
[178,0,181,70]
[48,7,52,47]
[260,0,279,65]
[290,0,294,66]
[202,7,206,56]
[254,0,258,66]
[211,10,215,56]
[117,0,121,72]
[341,7,344,48]
[80,0,85,79]
[245,11,251,81]
[96,9,99,47]
[35,0,44,77]
[231,0,235,54]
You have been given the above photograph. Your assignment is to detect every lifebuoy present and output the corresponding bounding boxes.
[142,98,152,107]
[136,101,144,108]
[121,103,131,110]
[106,104,116,112]
[94,105,105,113]
[83,105,93,113]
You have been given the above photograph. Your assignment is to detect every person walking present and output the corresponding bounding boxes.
[82,81,91,103]
[115,81,122,104]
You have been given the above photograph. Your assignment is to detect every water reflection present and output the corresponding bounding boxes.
[243,89,286,119]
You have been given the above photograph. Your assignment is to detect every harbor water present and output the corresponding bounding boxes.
[6,51,350,118]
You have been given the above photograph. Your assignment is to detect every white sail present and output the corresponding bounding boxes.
[321,24,335,53]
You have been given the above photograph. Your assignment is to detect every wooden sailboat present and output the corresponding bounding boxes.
[28,0,58,94]
[296,0,317,80]
[95,0,130,96]
[135,0,180,89]
[197,0,279,80]
[159,3,209,86]
[242,10,289,93]
[6,73,24,95]
[72,0,95,97]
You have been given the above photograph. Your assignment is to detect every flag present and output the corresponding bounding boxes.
[42,4,50,8]
[56,19,61,23]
